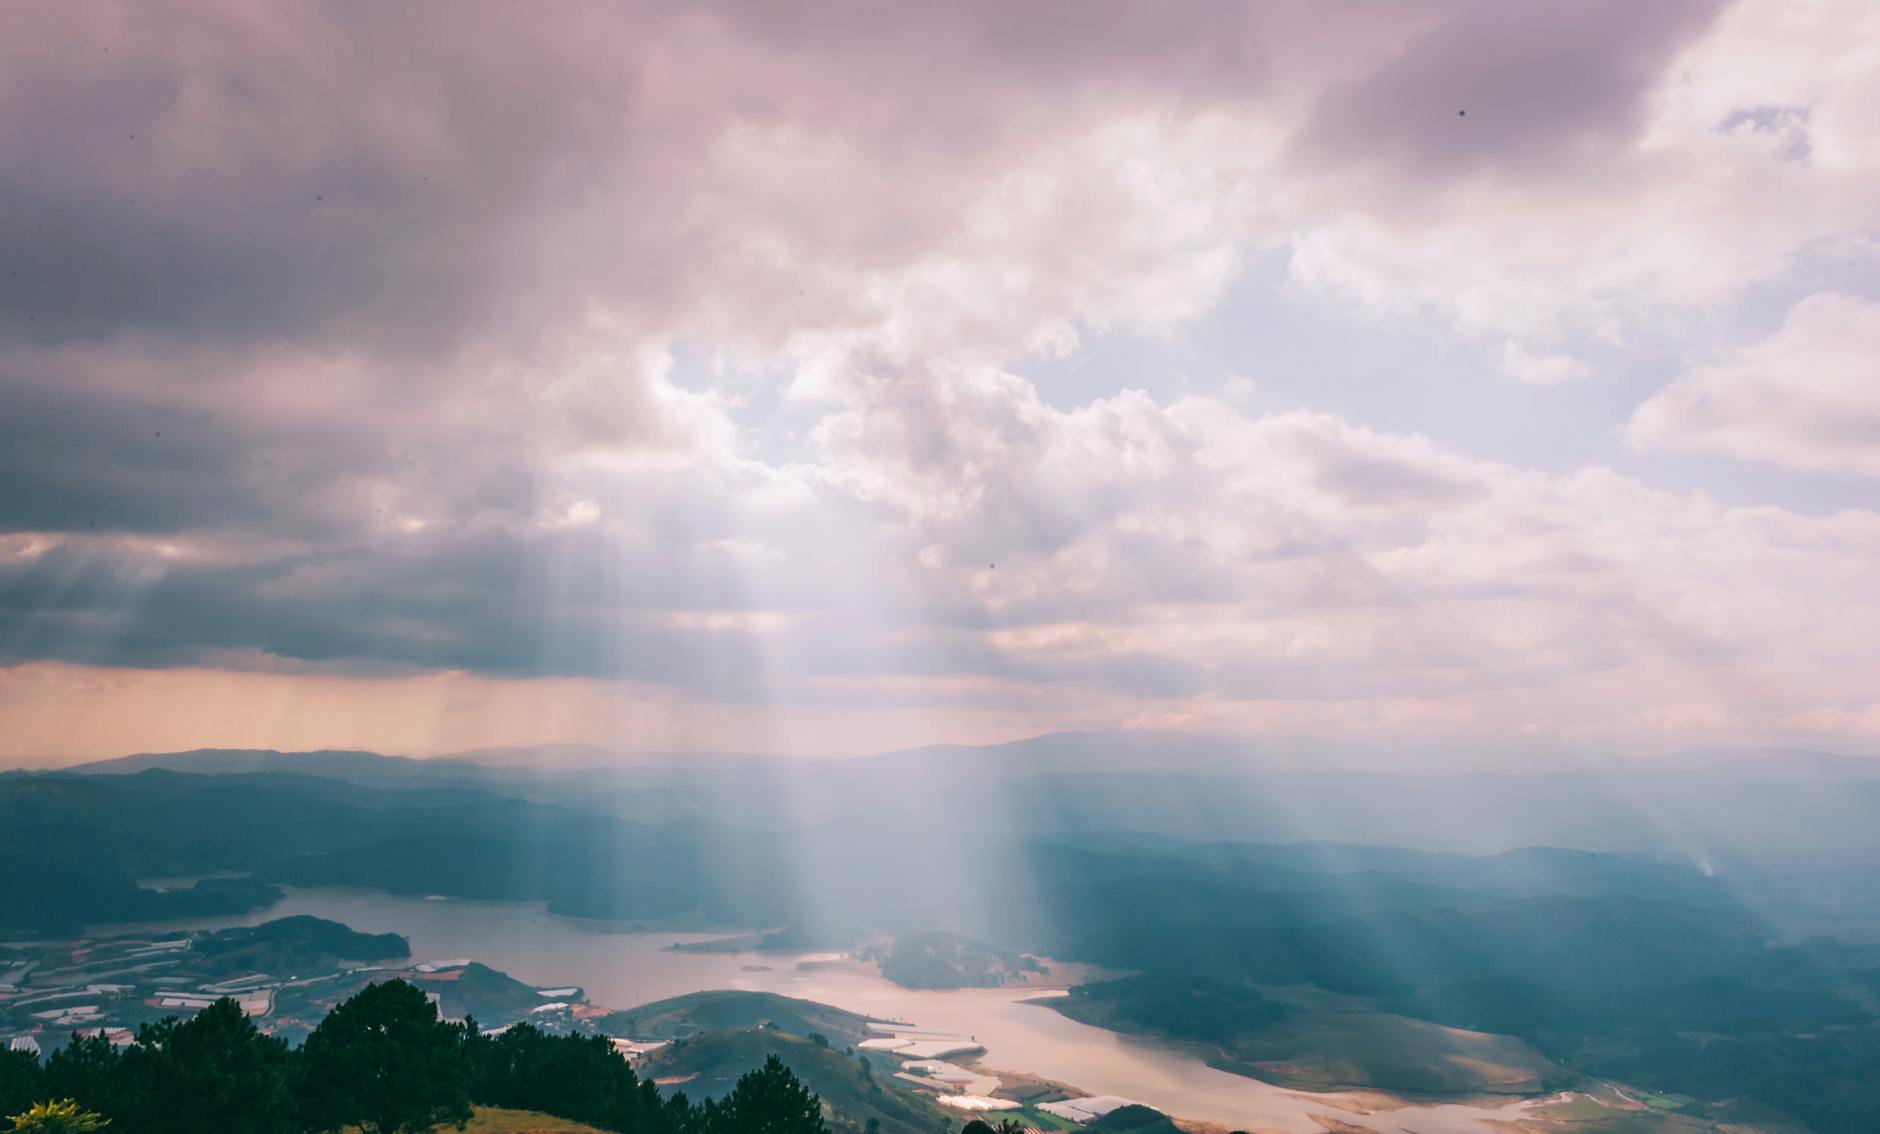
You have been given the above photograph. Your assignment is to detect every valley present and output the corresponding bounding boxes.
[5,745,1875,1133]
[4,886,1786,1134]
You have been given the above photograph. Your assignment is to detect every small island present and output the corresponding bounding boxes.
[864,931,1048,990]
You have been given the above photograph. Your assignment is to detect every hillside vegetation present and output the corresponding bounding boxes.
[2,981,827,1134]
[868,931,1045,989]
[194,915,409,975]
[15,750,1880,1131]
[593,991,882,1049]
[641,1029,954,1134]
[1083,1106,1184,1134]
[1058,976,1562,1094]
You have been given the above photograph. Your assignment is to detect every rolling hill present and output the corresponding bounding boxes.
[641,1029,955,1134]
[592,990,886,1049]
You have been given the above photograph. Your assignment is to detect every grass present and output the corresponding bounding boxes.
[1534,1093,1625,1121]
[461,1107,613,1132]
[1526,1089,1814,1134]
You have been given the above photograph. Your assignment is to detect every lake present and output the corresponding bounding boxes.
[146,888,1566,1134]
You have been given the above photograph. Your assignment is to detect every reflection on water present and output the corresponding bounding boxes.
[138,889,1555,1134]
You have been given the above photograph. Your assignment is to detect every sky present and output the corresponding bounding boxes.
[3,0,1879,765]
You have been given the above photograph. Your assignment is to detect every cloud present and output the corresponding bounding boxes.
[1299,0,1726,178]
[1287,0,1880,359]
[770,337,1880,747]
[2,1,1880,758]
[1628,292,1880,475]
[10,349,1877,755]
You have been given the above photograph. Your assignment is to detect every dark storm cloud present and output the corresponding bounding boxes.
[0,366,398,536]
[0,340,562,554]
[0,522,783,693]
[0,377,252,534]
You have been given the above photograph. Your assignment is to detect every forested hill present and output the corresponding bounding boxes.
[0,980,822,1134]
[0,979,1071,1134]
[0,769,797,933]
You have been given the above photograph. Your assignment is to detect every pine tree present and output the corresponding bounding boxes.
[702,1054,825,1134]
[296,980,471,1134]
[115,998,296,1134]
[0,1049,44,1120]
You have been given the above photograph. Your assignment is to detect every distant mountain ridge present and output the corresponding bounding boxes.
[75,746,458,779]
[66,743,772,783]
[1621,746,1880,782]
[869,730,1880,779]
[64,732,1880,782]
[47,736,1880,864]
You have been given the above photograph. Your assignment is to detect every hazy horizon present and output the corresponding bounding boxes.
[15,728,1880,776]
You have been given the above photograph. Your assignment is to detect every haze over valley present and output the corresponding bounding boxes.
[8,736,1880,1131]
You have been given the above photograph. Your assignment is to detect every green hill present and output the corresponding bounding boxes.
[1057,978,1562,1095]
[593,990,886,1048]
[1084,1105,1184,1134]
[414,961,561,1026]
[642,1028,955,1134]
[193,915,409,976]
[870,930,1046,989]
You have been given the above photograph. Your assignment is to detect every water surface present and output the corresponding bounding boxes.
[144,889,1563,1134]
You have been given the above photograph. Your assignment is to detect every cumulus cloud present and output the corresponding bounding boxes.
[1287,0,1880,360]
[3,0,1880,760]
[1629,292,1880,475]
[803,366,1880,739]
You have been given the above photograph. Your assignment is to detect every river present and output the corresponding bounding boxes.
[140,889,1565,1134]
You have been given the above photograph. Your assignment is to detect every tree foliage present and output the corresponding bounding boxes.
[38,1040,115,1124]
[116,999,296,1134]
[5,981,835,1134]
[296,980,471,1134]
[463,1022,678,1133]
[0,1050,43,1120]
[692,1055,826,1134]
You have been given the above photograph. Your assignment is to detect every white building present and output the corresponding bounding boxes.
[1039,1096,1144,1123]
